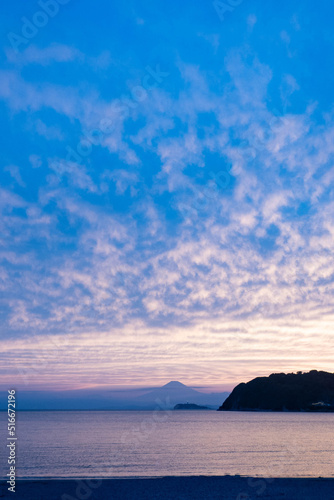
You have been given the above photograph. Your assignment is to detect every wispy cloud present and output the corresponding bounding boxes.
[1,0,334,388]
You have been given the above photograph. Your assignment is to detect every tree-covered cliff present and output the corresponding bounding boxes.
[219,371,334,411]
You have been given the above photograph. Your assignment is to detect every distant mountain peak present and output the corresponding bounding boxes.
[134,380,230,410]
[163,381,186,388]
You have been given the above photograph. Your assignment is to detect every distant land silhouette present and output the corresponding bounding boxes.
[0,381,229,410]
[219,370,334,412]
[174,403,211,410]
[134,381,229,409]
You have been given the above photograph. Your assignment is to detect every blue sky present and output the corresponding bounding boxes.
[1,0,334,391]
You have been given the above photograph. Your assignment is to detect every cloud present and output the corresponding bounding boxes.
[5,43,112,69]
[2,53,334,342]
[1,311,333,390]
[1,4,334,389]
[6,44,83,66]
[34,119,64,140]
[4,165,25,187]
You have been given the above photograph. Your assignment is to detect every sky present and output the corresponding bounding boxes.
[1,0,334,393]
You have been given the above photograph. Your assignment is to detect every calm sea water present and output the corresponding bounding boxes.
[1,411,333,478]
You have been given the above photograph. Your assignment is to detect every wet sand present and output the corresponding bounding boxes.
[1,476,334,499]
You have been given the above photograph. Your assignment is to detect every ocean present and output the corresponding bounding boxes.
[1,410,333,479]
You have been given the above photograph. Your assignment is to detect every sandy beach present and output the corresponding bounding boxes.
[1,476,334,500]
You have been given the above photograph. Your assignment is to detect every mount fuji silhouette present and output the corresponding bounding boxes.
[133,381,229,409]
[1,381,229,410]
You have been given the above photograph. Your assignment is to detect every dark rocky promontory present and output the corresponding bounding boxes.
[174,403,210,410]
[219,370,334,411]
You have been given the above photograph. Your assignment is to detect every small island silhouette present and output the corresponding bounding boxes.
[173,403,211,410]
[219,370,334,412]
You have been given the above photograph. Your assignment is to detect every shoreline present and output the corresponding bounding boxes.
[1,476,333,500]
